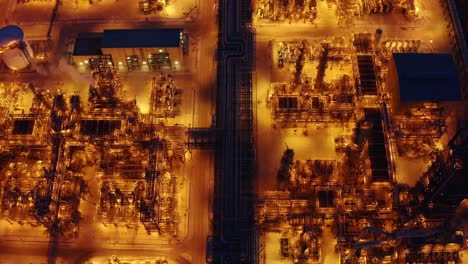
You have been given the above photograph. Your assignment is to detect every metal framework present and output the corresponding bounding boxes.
[33,94,68,264]
[138,0,165,14]
[363,108,391,182]
[356,55,378,96]
[147,53,172,70]
[140,137,161,233]
[424,128,468,206]
[126,55,140,71]
[149,73,181,118]
[210,0,258,262]
[187,128,218,149]
[87,55,114,71]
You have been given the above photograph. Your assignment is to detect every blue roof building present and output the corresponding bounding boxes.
[72,33,103,56]
[393,53,462,101]
[389,53,463,113]
[102,29,181,48]
[72,28,184,70]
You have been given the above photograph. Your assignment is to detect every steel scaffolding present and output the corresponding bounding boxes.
[140,137,161,233]
[211,0,258,262]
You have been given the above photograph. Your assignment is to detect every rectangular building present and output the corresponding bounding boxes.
[73,28,184,70]
[388,53,463,114]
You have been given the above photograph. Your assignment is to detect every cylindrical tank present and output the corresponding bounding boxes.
[0,25,33,70]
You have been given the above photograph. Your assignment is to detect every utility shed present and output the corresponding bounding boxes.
[388,53,462,113]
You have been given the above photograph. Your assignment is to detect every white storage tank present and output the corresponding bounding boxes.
[0,25,34,71]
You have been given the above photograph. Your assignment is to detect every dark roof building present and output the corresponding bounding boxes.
[388,53,463,113]
[393,53,462,101]
[73,29,183,56]
[102,29,181,48]
[72,33,103,56]
[72,28,184,70]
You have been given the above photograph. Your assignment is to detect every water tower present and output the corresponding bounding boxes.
[0,25,34,71]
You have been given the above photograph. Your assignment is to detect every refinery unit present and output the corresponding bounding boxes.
[336,0,419,24]
[256,124,466,263]
[15,0,168,16]
[254,1,467,263]
[0,0,467,262]
[139,0,166,14]
[254,0,419,24]
[268,38,355,125]
[0,67,188,226]
[254,0,318,23]
[0,24,192,260]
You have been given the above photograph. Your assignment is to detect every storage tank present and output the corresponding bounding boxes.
[0,25,34,70]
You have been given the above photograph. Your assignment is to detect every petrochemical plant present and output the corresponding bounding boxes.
[0,21,191,262]
[0,0,467,263]
[250,0,467,263]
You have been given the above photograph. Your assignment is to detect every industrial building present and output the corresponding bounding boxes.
[72,29,186,71]
[388,53,463,114]
[0,22,191,263]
